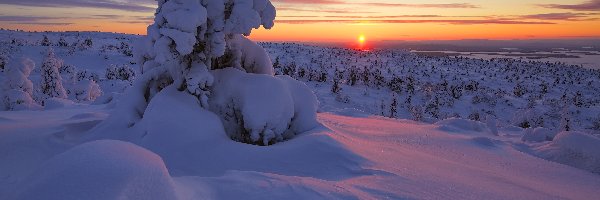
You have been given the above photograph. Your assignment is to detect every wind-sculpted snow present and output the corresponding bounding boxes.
[2,29,600,199]
[534,131,600,174]
[2,100,600,199]
[10,140,178,200]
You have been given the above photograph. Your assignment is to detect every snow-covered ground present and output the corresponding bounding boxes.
[1,30,600,199]
[1,105,600,199]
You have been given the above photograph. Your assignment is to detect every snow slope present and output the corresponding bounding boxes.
[1,105,600,199]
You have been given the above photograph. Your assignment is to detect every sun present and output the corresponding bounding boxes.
[358,35,366,43]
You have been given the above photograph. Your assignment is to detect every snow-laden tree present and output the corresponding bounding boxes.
[92,0,318,146]
[40,48,67,100]
[134,0,276,107]
[1,57,41,110]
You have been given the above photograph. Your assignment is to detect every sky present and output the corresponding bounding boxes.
[0,0,599,42]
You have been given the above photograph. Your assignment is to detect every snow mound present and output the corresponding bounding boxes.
[521,127,552,143]
[536,131,600,174]
[210,68,318,145]
[435,118,491,135]
[12,140,178,200]
[139,85,228,169]
[44,97,76,109]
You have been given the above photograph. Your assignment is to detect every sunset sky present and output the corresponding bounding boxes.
[0,0,599,42]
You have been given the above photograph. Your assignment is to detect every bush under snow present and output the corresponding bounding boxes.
[40,48,67,101]
[210,68,318,145]
[93,0,316,146]
[1,57,41,110]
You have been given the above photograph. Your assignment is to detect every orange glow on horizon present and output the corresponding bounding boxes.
[1,1,599,43]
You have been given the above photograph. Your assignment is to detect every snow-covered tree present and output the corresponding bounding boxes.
[40,35,51,46]
[71,80,102,102]
[134,0,276,105]
[58,37,69,47]
[105,64,136,82]
[92,0,318,146]
[0,54,7,72]
[1,57,41,110]
[78,38,93,50]
[40,48,67,100]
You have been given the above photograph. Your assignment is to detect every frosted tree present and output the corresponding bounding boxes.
[93,0,318,146]
[134,0,276,107]
[40,48,67,100]
[41,35,51,46]
[1,57,40,110]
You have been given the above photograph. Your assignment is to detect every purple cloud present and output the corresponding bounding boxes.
[274,0,480,8]
[0,0,156,12]
[521,13,598,21]
[275,19,554,25]
[274,0,343,3]
[354,3,480,8]
[0,15,65,22]
[539,0,600,11]
[278,7,378,14]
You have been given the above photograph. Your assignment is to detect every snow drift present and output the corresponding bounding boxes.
[535,131,600,173]
[11,140,178,200]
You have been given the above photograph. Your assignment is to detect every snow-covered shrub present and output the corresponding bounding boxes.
[59,64,77,85]
[134,0,276,101]
[78,37,93,50]
[93,0,317,146]
[521,127,552,142]
[105,64,136,82]
[0,54,7,72]
[120,41,133,56]
[40,35,51,46]
[486,115,498,136]
[71,80,103,102]
[77,69,100,83]
[512,108,545,129]
[592,115,600,131]
[209,68,317,145]
[57,36,69,47]
[410,105,424,122]
[40,48,67,100]
[1,57,41,110]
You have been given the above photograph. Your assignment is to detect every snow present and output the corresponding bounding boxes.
[1,57,39,110]
[1,29,600,199]
[138,85,228,170]
[535,131,600,174]
[435,117,492,134]
[10,140,178,200]
[2,108,600,199]
[43,97,76,110]
[235,35,274,75]
[209,68,317,145]
[521,127,552,142]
